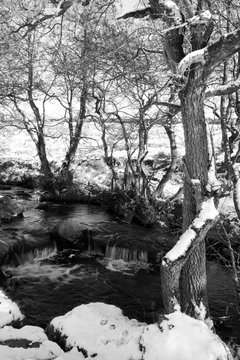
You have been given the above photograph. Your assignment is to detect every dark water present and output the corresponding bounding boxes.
[1,188,240,342]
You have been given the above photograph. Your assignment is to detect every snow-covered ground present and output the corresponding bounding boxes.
[0,289,23,327]
[49,302,234,360]
[0,295,238,360]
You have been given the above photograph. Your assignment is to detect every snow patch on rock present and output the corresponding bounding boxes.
[141,311,232,360]
[0,290,24,328]
[50,303,232,360]
[50,302,144,360]
[0,325,66,360]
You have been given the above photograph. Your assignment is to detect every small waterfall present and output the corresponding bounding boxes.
[9,244,57,267]
[105,245,148,263]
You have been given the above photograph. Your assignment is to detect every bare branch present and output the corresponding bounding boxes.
[204,27,240,75]
[117,7,152,20]
[206,75,240,97]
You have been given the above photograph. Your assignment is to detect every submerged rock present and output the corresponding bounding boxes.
[0,195,25,222]
[52,219,94,252]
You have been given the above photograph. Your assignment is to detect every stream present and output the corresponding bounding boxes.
[0,187,240,343]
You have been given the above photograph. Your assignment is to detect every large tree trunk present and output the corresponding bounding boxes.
[57,83,87,190]
[178,72,210,317]
[35,132,55,191]
[37,133,52,178]
[161,200,218,315]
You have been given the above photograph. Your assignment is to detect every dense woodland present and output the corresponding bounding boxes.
[2,0,240,356]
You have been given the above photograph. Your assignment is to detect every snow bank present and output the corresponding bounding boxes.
[0,289,24,327]
[49,303,232,360]
[141,312,233,360]
[0,325,62,360]
[0,325,84,360]
[50,302,144,360]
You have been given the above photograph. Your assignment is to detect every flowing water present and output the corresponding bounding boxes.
[1,187,240,342]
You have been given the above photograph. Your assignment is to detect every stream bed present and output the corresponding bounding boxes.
[0,187,240,343]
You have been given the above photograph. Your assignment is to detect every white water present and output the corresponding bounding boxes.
[105,245,148,263]
[5,262,98,284]
[7,244,58,267]
[102,245,150,275]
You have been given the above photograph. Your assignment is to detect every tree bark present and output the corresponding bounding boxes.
[178,68,210,316]
[154,120,178,198]
[161,208,218,315]
[137,109,149,199]
[36,132,53,181]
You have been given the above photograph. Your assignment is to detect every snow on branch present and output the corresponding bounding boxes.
[177,48,205,76]
[120,0,182,24]
[161,197,219,313]
[206,75,240,97]
[175,13,240,78]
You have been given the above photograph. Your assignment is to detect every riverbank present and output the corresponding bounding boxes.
[0,158,239,269]
[0,293,236,360]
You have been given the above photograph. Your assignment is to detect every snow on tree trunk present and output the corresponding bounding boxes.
[161,198,219,318]
[177,71,211,317]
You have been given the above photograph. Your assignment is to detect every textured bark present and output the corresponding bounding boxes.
[27,37,54,186]
[61,84,87,173]
[37,133,53,180]
[231,166,240,220]
[206,75,240,97]
[205,28,240,76]
[220,64,232,175]
[154,122,178,197]
[178,65,210,316]
[162,217,217,314]
[180,241,208,316]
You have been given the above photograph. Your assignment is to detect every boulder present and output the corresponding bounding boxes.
[46,303,233,360]
[0,325,71,360]
[0,289,23,328]
[52,219,93,252]
[46,302,145,359]
[0,195,25,222]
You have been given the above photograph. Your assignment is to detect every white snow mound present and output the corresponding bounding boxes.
[0,290,24,328]
[51,302,145,360]
[50,303,232,360]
